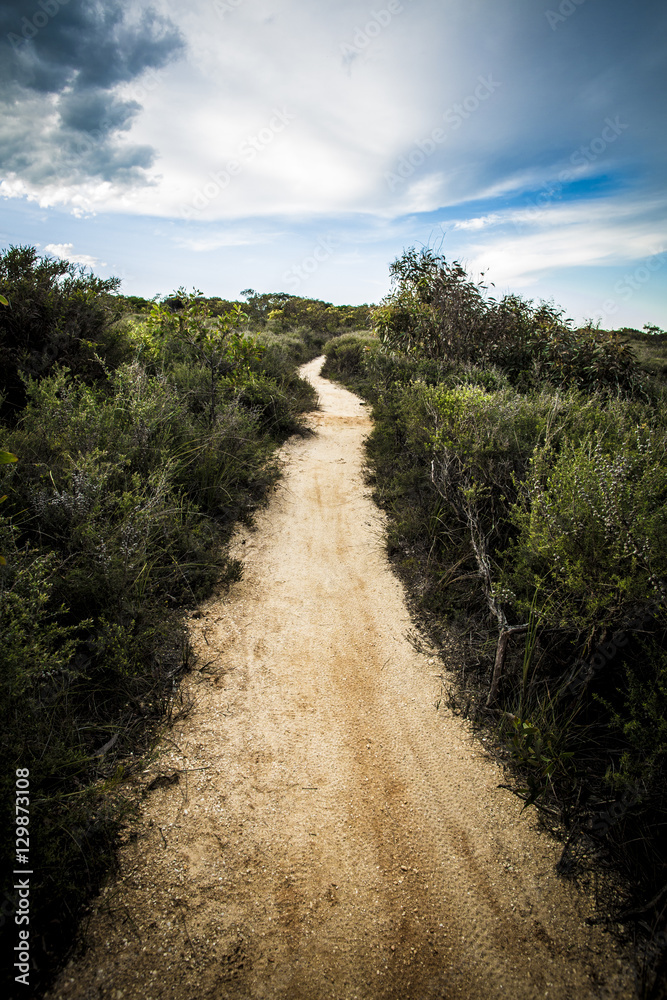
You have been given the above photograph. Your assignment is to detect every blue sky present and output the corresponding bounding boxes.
[1,0,665,328]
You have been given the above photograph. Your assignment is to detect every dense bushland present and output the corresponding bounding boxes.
[0,249,352,994]
[239,288,371,338]
[374,246,642,393]
[323,248,667,997]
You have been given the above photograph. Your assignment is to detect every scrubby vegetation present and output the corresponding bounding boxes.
[0,246,369,994]
[3,237,665,995]
[323,247,667,998]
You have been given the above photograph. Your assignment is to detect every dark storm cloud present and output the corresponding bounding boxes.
[1,0,183,92]
[0,0,184,187]
[58,89,141,135]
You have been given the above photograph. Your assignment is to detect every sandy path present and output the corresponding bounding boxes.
[48,357,634,1000]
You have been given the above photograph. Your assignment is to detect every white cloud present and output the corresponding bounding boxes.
[452,214,503,231]
[455,198,667,289]
[173,229,279,252]
[44,243,105,268]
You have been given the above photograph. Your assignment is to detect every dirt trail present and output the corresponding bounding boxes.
[49,357,634,1000]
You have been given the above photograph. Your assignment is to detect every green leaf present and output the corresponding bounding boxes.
[0,293,8,306]
[0,451,18,464]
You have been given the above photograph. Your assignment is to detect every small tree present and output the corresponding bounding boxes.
[374,247,488,361]
[146,289,260,426]
[0,245,122,421]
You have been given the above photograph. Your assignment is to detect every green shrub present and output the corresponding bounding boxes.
[0,520,81,697]
[322,331,380,380]
[0,245,126,421]
[242,290,371,339]
[254,329,314,367]
[506,428,667,635]
[374,247,641,393]
[601,640,667,791]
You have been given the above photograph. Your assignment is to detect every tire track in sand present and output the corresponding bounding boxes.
[48,357,634,1000]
